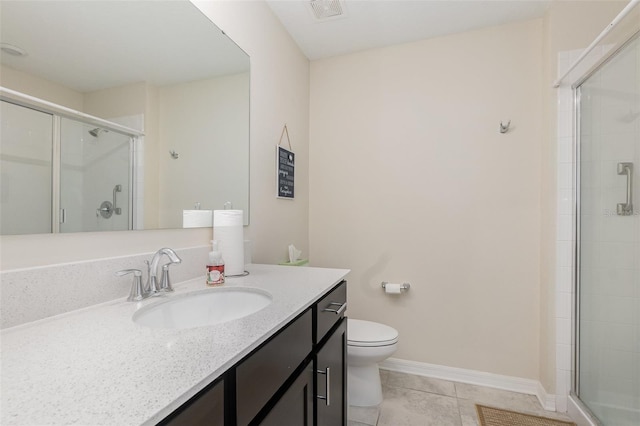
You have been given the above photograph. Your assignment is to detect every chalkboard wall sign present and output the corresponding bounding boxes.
[277,146,295,199]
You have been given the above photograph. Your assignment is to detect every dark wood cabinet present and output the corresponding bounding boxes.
[161,280,347,426]
[236,310,312,425]
[316,318,347,426]
[159,378,224,426]
[259,363,314,426]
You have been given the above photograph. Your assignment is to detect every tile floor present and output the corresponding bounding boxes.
[348,370,574,426]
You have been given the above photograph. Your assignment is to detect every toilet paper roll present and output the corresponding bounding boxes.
[213,210,244,275]
[384,283,402,294]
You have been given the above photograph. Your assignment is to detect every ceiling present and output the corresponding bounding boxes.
[0,1,249,93]
[266,0,552,60]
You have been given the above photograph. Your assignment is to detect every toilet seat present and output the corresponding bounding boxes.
[347,318,398,347]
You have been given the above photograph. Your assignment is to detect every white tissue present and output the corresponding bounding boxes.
[384,283,402,294]
[288,244,302,263]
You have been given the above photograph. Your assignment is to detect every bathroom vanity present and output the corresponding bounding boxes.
[162,280,347,425]
[0,264,349,425]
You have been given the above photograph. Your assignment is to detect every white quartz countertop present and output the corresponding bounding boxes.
[1,264,349,425]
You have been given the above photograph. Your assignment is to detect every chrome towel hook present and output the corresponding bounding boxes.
[499,120,511,134]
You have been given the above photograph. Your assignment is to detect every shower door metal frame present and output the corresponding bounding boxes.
[572,84,603,425]
[571,30,640,426]
[52,115,61,233]
[0,89,143,233]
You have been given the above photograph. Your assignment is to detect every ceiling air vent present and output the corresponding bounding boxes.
[309,0,345,21]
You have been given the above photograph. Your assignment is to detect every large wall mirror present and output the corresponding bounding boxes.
[0,0,250,235]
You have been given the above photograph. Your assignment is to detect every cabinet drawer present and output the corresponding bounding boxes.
[236,309,313,426]
[316,281,347,343]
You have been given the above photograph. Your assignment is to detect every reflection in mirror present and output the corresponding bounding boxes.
[0,0,250,235]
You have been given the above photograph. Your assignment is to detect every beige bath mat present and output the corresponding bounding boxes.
[476,404,577,426]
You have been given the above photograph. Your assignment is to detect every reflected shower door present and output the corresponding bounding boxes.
[59,118,132,232]
[577,34,640,425]
[0,101,53,235]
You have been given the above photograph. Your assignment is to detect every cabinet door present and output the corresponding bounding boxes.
[260,364,314,426]
[236,309,312,425]
[316,318,347,426]
[160,378,224,426]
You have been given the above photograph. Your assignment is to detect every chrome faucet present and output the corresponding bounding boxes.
[146,247,182,294]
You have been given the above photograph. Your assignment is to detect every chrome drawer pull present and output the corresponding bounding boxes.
[316,367,331,406]
[322,302,346,315]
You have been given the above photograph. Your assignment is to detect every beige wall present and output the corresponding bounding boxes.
[83,82,147,121]
[310,19,544,379]
[144,83,161,229]
[0,0,310,269]
[0,64,84,111]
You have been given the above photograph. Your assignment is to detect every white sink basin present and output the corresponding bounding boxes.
[132,287,272,329]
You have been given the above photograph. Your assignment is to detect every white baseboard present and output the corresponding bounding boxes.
[380,357,557,412]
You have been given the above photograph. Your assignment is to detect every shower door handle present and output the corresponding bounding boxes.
[617,162,633,216]
[112,184,122,215]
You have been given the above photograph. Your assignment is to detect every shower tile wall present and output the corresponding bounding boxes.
[555,49,584,414]
[577,36,640,424]
[555,46,613,414]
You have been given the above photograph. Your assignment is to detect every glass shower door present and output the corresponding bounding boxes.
[0,101,53,235]
[59,118,132,232]
[577,34,640,425]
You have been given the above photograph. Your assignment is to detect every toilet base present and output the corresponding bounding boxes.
[348,363,383,407]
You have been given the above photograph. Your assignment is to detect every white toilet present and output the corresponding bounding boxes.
[347,318,399,407]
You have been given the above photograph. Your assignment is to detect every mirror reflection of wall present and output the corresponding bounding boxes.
[157,73,250,229]
[0,0,250,235]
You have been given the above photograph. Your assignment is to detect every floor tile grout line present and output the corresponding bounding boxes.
[351,371,574,426]
[384,383,457,398]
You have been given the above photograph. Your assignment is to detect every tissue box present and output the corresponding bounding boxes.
[278,259,309,267]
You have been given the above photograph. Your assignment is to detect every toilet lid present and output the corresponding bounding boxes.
[347,319,398,347]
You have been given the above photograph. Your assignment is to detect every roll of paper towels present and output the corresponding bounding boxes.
[384,283,402,294]
[213,210,244,276]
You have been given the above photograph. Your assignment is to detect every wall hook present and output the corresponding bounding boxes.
[169,150,179,159]
[499,120,511,134]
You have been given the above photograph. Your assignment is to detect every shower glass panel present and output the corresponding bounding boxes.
[577,34,640,426]
[59,118,132,233]
[0,101,53,235]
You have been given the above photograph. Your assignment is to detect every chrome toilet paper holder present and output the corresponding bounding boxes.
[381,282,411,291]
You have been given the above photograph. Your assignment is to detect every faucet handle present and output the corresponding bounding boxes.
[115,269,148,302]
[115,269,142,278]
[159,263,176,292]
